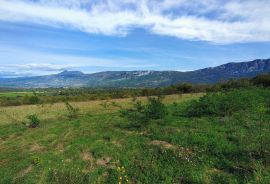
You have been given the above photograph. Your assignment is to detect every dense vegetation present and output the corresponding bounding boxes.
[0,84,269,183]
[0,73,269,107]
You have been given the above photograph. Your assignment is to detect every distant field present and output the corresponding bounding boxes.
[0,92,33,98]
[0,93,202,125]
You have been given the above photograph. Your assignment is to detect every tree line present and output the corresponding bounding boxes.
[0,73,269,106]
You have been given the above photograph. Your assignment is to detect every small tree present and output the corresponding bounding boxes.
[145,96,167,120]
[26,114,40,128]
[120,96,167,128]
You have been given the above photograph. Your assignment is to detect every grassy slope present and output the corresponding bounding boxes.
[0,92,269,183]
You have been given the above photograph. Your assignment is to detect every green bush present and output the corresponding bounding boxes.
[145,96,167,119]
[26,114,40,128]
[22,95,40,105]
[182,89,270,117]
[252,73,270,87]
[120,96,167,127]
[32,155,42,166]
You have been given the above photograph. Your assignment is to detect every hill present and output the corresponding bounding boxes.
[0,59,269,88]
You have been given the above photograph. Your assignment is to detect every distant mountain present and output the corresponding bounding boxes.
[0,59,269,88]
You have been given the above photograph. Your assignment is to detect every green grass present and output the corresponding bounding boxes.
[0,92,33,98]
[0,91,269,183]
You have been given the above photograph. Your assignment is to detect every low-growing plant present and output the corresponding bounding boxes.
[145,96,167,119]
[65,101,79,119]
[181,89,269,117]
[32,155,42,166]
[120,96,167,128]
[47,168,92,184]
[25,114,40,128]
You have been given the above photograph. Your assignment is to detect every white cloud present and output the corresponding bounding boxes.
[0,63,76,72]
[0,0,270,43]
[0,45,159,77]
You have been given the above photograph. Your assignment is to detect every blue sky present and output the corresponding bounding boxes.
[0,0,270,77]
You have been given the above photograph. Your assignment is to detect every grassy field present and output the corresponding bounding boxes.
[0,94,201,125]
[0,92,33,98]
[0,90,269,184]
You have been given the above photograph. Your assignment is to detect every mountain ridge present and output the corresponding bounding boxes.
[0,59,269,88]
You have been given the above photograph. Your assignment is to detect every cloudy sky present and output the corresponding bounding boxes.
[0,0,270,77]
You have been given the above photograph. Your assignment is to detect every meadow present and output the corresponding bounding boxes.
[0,92,33,98]
[0,87,269,184]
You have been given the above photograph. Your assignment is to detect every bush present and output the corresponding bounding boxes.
[182,89,270,117]
[252,73,270,87]
[120,96,167,127]
[22,95,40,105]
[32,155,42,166]
[65,101,79,119]
[26,114,40,128]
[145,96,167,119]
[176,83,193,93]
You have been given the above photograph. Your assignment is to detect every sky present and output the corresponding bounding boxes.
[0,0,270,77]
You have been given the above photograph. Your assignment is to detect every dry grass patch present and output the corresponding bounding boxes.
[0,93,204,125]
[96,157,112,167]
[13,165,33,181]
[81,152,93,162]
[55,143,65,153]
[111,140,123,148]
[0,159,8,166]
[149,140,176,149]
[30,143,44,153]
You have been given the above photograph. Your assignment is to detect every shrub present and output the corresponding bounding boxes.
[32,155,42,166]
[65,101,79,119]
[26,114,40,128]
[182,89,270,117]
[176,83,193,93]
[211,78,252,92]
[252,73,270,87]
[145,96,167,119]
[120,100,146,124]
[120,96,167,127]
[22,95,40,105]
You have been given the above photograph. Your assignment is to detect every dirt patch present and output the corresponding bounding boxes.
[30,143,43,152]
[81,152,93,162]
[21,165,33,176]
[56,143,65,153]
[149,140,176,149]
[122,129,134,135]
[65,158,72,163]
[207,168,221,174]
[96,157,112,167]
[139,131,151,136]
[81,151,95,173]
[0,159,7,166]
[0,138,6,146]
[13,165,33,181]
[111,140,122,148]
